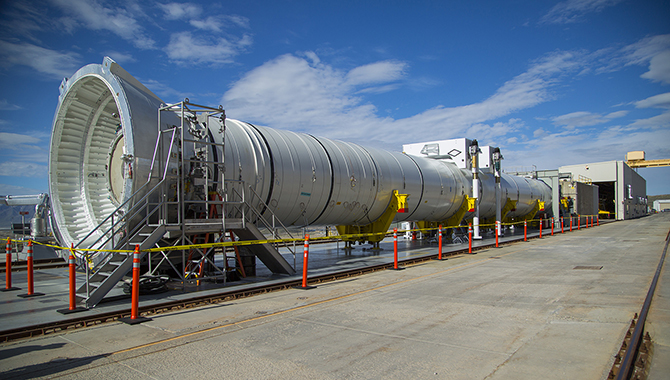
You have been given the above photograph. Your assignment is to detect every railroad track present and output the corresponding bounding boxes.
[0,258,67,273]
[608,227,670,380]
[0,232,535,343]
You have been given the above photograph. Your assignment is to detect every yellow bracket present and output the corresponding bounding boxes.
[501,198,517,223]
[467,196,476,212]
[417,194,470,232]
[521,199,542,221]
[445,194,470,227]
[337,190,408,243]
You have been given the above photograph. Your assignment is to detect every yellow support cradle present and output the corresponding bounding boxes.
[337,190,408,244]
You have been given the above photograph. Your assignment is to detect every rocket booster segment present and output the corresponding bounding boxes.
[49,57,551,248]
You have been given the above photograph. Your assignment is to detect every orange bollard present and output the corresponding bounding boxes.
[524,220,527,241]
[561,217,564,233]
[57,244,87,314]
[18,241,44,298]
[551,217,554,236]
[578,215,581,230]
[597,215,599,226]
[120,245,151,323]
[438,225,444,259]
[3,237,20,292]
[391,228,405,269]
[131,245,140,319]
[69,245,76,310]
[539,218,543,238]
[570,217,573,232]
[495,221,499,248]
[468,223,473,254]
[295,235,317,287]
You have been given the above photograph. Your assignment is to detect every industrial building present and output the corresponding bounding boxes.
[653,199,670,212]
[559,161,647,220]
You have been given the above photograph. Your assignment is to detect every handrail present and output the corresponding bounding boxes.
[74,127,178,255]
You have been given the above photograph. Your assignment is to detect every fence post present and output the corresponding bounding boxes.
[295,234,317,287]
[57,244,87,314]
[468,223,473,254]
[120,245,151,324]
[18,240,44,298]
[390,228,405,269]
[2,237,19,292]
[524,220,527,241]
[438,225,444,260]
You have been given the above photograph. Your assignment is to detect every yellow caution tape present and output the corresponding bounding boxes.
[7,215,598,255]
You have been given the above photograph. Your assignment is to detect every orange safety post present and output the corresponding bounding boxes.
[468,223,473,254]
[539,218,543,238]
[394,228,398,267]
[69,244,76,310]
[18,240,44,298]
[578,215,581,230]
[524,220,527,241]
[597,215,599,226]
[120,245,151,323]
[570,217,573,232]
[57,244,87,314]
[495,221,499,248]
[551,217,554,236]
[295,234,317,287]
[391,228,405,269]
[561,217,564,233]
[438,225,444,259]
[131,244,140,319]
[3,237,19,292]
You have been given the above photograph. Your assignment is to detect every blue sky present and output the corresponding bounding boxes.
[1,0,669,196]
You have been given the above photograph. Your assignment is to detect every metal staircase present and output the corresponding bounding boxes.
[72,101,295,308]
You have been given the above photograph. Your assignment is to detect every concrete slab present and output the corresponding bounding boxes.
[0,214,667,379]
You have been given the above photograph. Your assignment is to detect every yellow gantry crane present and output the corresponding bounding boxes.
[625,151,670,168]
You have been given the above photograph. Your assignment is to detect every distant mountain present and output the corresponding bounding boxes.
[0,204,36,229]
[648,194,670,203]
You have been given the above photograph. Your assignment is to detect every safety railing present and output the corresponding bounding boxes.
[73,127,179,267]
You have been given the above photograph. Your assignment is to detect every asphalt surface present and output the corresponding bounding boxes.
[1,213,668,380]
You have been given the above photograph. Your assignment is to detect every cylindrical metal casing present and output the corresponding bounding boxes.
[49,58,552,249]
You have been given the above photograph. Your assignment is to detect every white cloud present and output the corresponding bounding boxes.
[641,50,670,85]
[0,161,48,177]
[223,50,582,148]
[190,15,250,32]
[190,17,224,32]
[0,100,22,111]
[627,111,670,130]
[103,51,135,64]
[0,183,46,195]
[635,92,670,109]
[540,0,624,24]
[165,32,252,65]
[0,132,49,164]
[0,40,80,79]
[50,0,156,49]
[345,61,407,87]
[610,34,670,85]
[552,110,628,129]
[159,2,202,20]
[140,78,192,100]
